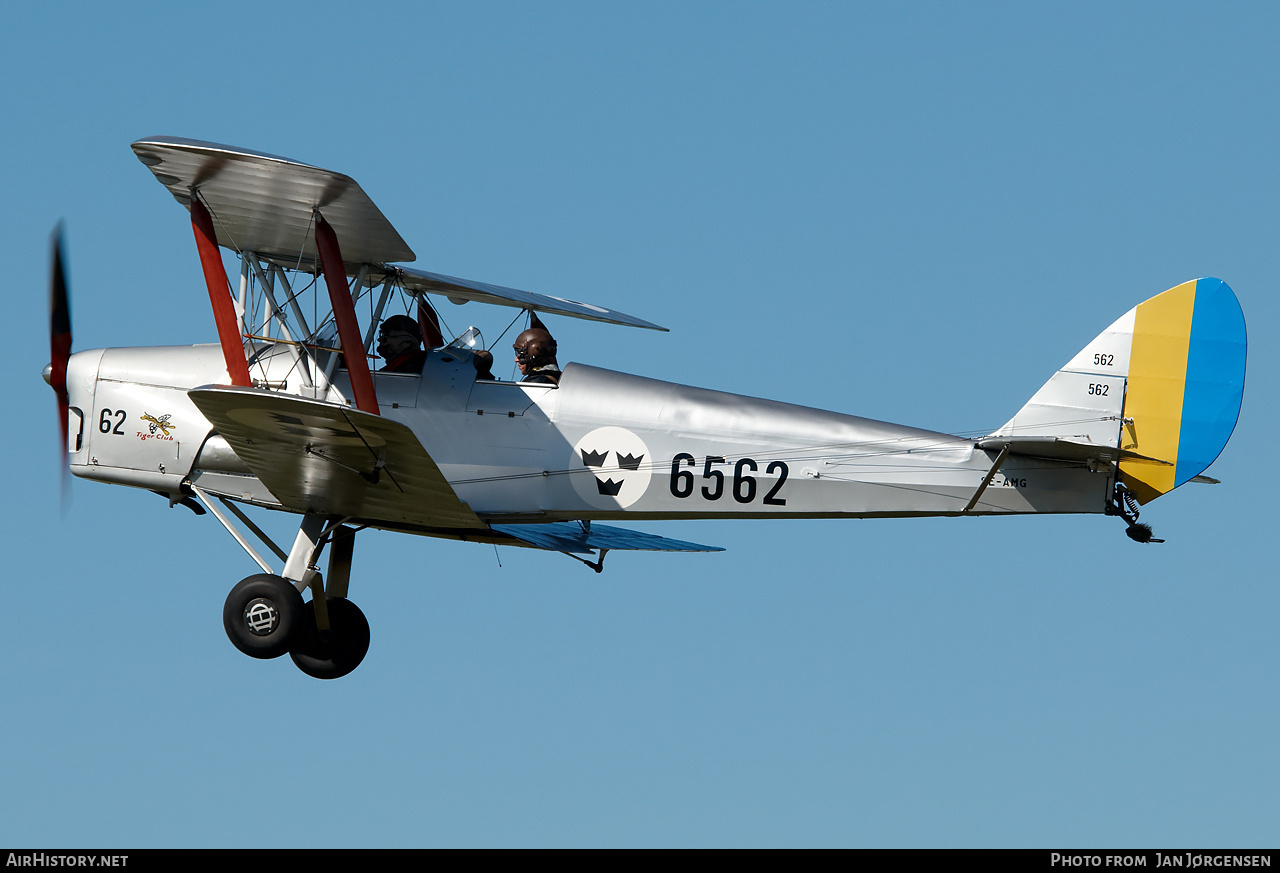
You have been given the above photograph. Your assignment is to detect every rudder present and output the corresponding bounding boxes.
[1120,278,1246,503]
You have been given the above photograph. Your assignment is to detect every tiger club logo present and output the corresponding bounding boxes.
[140,412,175,436]
[570,427,653,509]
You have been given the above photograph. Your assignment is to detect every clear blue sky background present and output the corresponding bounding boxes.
[2,2,1276,848]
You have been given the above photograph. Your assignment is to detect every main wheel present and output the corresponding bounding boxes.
[223,574,305,660]
[289,598,371,680]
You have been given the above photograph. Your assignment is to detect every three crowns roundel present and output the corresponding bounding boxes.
[570,426,653,508]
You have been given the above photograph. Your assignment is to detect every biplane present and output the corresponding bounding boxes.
[44,137,1247,679]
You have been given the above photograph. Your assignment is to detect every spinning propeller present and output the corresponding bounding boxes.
[47,224,72,500]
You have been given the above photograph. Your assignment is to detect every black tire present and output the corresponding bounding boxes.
[223,574,305,660]
[289,598,370,680]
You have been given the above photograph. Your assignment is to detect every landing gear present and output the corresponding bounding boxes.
[223,574,306,659]
[289,598,371,680]
[215,515,371,678]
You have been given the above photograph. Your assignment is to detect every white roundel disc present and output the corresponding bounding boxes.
[569,426,653,509]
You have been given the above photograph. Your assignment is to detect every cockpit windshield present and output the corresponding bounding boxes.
[446,326,485,352]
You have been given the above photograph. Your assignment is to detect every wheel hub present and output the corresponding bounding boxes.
[243,598,280,635]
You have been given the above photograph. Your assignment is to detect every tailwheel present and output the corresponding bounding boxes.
[289,598,370,680]
[1107,482,1166,544]
[223,574,305,659]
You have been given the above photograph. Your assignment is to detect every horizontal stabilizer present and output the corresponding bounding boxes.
[188,386,486,531]
[491,522,722,554]
[975,436,1171,466]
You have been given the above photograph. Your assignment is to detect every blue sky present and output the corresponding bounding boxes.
[2,2,1277,848]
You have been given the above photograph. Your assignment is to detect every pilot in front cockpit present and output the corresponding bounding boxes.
[376,315,428,373]
[378,296,497,380]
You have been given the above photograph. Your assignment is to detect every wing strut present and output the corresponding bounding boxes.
[190,198,252,387]
[315,214,379,415]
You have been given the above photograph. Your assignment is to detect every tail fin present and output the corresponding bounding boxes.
[987,278,1246,505]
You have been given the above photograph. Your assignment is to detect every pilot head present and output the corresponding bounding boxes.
[513,327,557,375]
[377,314,422,361]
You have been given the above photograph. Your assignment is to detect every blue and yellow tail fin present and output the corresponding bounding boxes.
[988,278,1245,505]
[1118,278,1246,503]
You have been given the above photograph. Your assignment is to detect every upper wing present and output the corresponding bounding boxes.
[188,386,486,531]
[372,265,668,332]
[132,136,414,268]
[133,136,666,332]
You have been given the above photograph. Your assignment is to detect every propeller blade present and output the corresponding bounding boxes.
[49,224,72,499]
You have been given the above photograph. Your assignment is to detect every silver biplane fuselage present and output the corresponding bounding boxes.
[66,341,1103,534]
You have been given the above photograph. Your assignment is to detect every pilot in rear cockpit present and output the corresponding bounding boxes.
[513,315,560,385]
